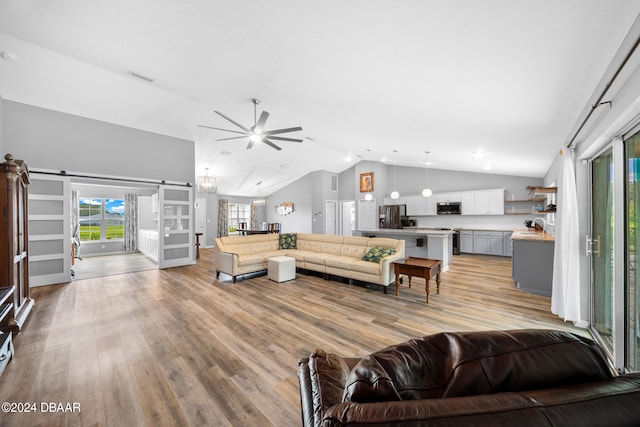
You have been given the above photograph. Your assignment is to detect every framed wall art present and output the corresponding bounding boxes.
[360,172,374,193]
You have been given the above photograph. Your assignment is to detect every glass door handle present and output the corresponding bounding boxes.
[586,236,600,256]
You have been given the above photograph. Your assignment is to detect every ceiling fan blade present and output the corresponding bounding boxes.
[198,124,246,135]
[246,139,255,149]
[262,126,303,136]
[214,110,250,132]
[268,136,303,143]
[254,111,270,133]
[216,135,248,141]
[262,138,282,151]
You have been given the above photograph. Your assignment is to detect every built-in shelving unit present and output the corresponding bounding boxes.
[504,197,547,215]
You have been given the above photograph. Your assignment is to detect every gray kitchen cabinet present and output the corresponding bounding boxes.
[512,239,554,296]
[473,231,504,255]
[503,232,513,257]
[460,230,474,253]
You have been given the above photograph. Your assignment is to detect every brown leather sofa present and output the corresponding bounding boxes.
[298,329,640,426]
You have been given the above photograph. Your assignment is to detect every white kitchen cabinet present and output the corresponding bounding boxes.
[461,192,475,215]
[425,196,437,215]
[474,189,504,215]
[436,192,461,203]
[460,189,504,215]
[383,197,407,206]
[406,196,427,216]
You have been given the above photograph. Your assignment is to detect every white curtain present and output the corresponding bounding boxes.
[124,193,138,252]
[551,150,581,322]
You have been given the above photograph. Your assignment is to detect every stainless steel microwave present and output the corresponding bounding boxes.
[437,202,461,215]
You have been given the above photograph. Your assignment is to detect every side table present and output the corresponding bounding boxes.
[393,257,442,303]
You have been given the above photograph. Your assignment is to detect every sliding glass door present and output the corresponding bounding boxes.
[626,132,640,371]
[592,147,615,354]
[592,129,640,372]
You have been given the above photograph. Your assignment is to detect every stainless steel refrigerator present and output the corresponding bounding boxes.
[378,204,407,229]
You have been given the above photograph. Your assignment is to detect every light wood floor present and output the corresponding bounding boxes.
[0,250,585,426]
[72,252,158,280]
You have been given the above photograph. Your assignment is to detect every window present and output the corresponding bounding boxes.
[228,203,250,231]
[79,198,125,241]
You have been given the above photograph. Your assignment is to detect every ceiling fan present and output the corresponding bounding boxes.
[199,98,303,151]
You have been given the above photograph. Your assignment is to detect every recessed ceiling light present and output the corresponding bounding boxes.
[0,51,17,61]
[473,151,485,158]
[220,150,231,156]
[280,164,289,168]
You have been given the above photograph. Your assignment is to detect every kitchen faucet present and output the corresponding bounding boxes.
[532,217,546,233]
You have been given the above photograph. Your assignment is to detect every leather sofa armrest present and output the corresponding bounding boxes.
[298,358,316,427]
[379,247,405,286]
[214,248,237,275]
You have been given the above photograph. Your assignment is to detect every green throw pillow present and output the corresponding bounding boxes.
[279,233,297,249]
[362,247,396,263]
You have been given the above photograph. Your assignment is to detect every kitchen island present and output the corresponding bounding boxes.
[352,228,454,271]
[511,229,555,296]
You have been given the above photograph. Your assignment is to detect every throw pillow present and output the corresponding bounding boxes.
[279,233,297,249]
[362,246,395,263]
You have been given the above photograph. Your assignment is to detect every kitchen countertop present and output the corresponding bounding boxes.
[511,229,555,242]
[353,228,454,235]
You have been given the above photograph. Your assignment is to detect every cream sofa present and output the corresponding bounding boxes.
[214,233,405,289]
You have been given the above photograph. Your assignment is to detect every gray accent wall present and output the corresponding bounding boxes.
[2,100,194,184]
[265,173,314,233]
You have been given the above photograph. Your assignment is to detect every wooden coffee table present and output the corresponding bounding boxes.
[393,257,442,303]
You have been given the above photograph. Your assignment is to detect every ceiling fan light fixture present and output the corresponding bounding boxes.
[249,134,262,143]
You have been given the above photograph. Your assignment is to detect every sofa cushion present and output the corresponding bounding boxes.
[362,247,396,263]
[343,330,612,403]
[236,254,266,267]
[307,349,352,415]
[279,233,297,249]
[350,260,381,275]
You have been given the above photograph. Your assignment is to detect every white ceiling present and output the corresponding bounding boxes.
[1,0,639,196]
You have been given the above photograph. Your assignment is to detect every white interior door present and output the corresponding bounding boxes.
[325,200,338,235]
[195,197,206,244]
[158,184,194,268]
[358,199,377,230]
[340,200,355,235]
[29,174,71,286]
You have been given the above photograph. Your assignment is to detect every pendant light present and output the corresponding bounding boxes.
[252,181,266,206]
[390,150,400,199]
[422,151,432,197]
[196,168,217,193]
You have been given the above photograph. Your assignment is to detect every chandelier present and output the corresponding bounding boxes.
[196,168,217,193]
[252,181,266,206]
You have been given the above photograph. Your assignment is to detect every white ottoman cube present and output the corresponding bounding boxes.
[268,256,296,283]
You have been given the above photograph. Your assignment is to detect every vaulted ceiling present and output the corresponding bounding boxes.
[1,1,639,195]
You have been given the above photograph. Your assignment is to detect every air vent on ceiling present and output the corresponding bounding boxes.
[128,70,155,83]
